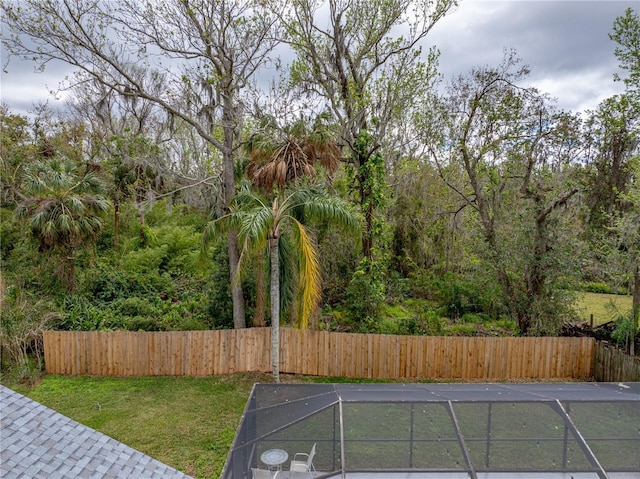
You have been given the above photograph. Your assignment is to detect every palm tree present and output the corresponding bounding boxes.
[15,156,110,291]
[204,183,359,382]
[243,114,343,325]
[246,115,341,192]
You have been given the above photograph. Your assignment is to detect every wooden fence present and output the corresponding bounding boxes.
[43,328,596,380]
[593,341,640,382]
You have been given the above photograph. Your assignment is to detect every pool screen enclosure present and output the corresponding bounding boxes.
[221,382,640,479]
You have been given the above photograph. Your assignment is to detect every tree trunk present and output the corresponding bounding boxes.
[632,262,639,356]
[528,218,548,300]
[253,252,267,327]
[222,92,246,329]
[228,232,246,329]
[114,201,120,247]
[362,191,374,260]
[61,247,76,293]
[476,189,531,335]
[136,200,147,247]
[269,236,280,383]
[495,264,530,335]
[357,141,374,261]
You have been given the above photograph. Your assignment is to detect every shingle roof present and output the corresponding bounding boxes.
[0,385,193,479]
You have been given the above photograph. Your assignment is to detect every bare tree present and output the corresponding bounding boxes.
[2,0,283,328]
[282,0,455,259]
[67,74,227,245]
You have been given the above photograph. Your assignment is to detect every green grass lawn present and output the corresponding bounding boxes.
[573,292,633,325]
[10,373,268,479]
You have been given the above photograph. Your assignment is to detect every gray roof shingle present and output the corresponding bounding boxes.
[0,385,193,479]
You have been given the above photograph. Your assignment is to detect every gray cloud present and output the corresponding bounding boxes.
[1,0,636,117]
[429,0,634,112]
[1,40,75,116]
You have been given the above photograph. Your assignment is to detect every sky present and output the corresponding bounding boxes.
[0,0,636,117]
[427,0,635,113]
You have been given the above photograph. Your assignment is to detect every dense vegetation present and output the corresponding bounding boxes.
[1,2,639,381]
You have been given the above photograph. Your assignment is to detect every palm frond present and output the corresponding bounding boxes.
[78,172,106,194]
[58,213,74,235]
[202,184,263,248]
[247,137,318,190]
[202,212,237,250]
[29,210,48,231]
[90,197,111,213]
[252,249,268,327]
[305,138,341,174]
[65,196,86,214]
[42,220,57,245]
[238,205,274,244]
[291,218,321,329]
[233,188,266,210]
[303,193,361,231]
[278,234,297,322]
[22,171,48,195]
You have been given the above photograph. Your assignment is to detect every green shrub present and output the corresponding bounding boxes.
[443,322,476,336]
[491,317,518,333]
[116,297,159,317]
[1,212,66,295]
[461,313,488,324]
[345,260,385,323]
[80,268,175,302]
[579,282,613,294]
[385,271,412,301]
[612,316,632,346]
[59,291,212,332]
[144,200,207,229]
[157,293,211,331]
[526,290,578,336]
[404,270,440,301]
[394,313,444,335]
[0,208,23,263]
[608,301,635,349]
[0,285,58,379]
[436,274,483,319]
[153,225,204,277]
[170,316,210,331]
[205,244,236,330]
[417,309,445,335]
[375,317,401,335]
[317,214,360,305]
[204,240,259,329]
[429,272,506,321]
[125,316,162,332]
[121,244,169,274]
[58,295,123,330]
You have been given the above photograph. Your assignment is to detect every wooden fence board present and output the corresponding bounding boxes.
[41,329,611,380]
[593,342,640,382]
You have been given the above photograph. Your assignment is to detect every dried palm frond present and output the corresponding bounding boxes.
[246,115,342,191]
